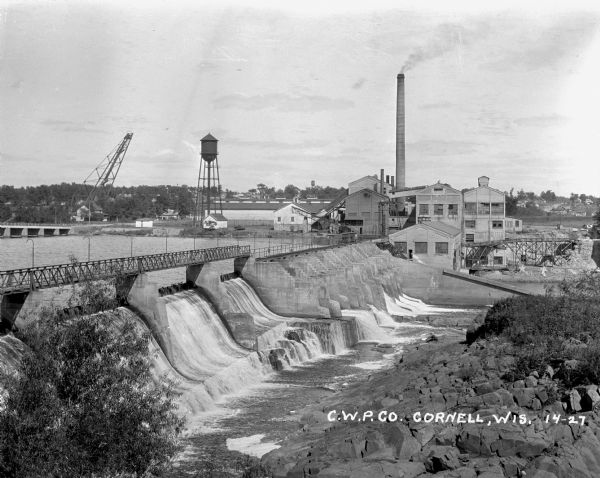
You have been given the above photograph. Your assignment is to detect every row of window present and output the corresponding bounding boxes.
[464,220,504,229]
[418,204,458,216]
[463,202,504,215]
[395,241,449,255]
[418,202,504,216]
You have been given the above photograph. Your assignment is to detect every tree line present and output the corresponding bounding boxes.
[0,182,347,223]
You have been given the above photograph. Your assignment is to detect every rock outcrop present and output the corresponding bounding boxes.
[263,334,600,477]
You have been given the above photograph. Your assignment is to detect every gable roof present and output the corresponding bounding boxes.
[463,185,505,197]
[274,202,324,215]
[348,175,378,186]
[205,213,227,221]
[346,188,389,201]
[417,182,462,196]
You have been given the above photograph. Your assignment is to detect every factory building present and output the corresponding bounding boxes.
[343,188,389,235]
[220,199,331,223]
[273,203,324,232]
[389,222,461,270]
[415,182,462,229]
[348,173,394,196]
[463,176,506,243]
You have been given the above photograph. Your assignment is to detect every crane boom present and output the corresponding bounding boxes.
[83,132,133,220]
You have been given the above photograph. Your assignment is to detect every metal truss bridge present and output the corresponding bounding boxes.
[463,238,578,269]
[0,245,250,296]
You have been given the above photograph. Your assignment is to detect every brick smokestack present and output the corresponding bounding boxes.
[380,169,384,194]
[396,73,405,192]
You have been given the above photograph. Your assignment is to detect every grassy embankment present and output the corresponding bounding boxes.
[470,271,600,388]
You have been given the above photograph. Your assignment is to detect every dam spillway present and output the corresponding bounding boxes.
[0,240,510,474]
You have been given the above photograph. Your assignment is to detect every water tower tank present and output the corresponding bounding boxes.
[201,133,218,162]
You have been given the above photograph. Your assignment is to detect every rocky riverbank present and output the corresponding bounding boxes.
[262,321,600,477]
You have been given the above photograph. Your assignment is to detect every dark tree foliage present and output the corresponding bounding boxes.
[0,279,184,477]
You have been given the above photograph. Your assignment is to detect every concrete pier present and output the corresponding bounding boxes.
[0,224,71,238]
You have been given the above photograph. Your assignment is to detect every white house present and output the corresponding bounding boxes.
[158,209,179,220]
[203,213,228,230]
[273,203,323,232]
[504,217,523,234]
[135,218,154,228]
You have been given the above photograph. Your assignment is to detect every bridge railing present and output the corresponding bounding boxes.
[0,222,72,227]
[250,236,360,259]
[0,245,250,294]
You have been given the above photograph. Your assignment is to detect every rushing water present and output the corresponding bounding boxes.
[159,280,478,476]
[0,273,480,476]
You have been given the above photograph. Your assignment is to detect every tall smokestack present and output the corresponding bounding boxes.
[380,169,384,194]
[396,73,405,192]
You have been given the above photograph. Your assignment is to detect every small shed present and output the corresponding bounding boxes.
[203,213,228,230]
[135,218,154,228]
[389,222,461,269]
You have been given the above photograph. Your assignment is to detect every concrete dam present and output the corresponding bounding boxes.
[0,242,519,417]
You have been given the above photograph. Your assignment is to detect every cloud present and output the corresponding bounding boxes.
[408,139,481,156]
[420,101,454,110]
[227,138,330,150]
[40,119,106,134]
[513,115,569,127]
[212,93,354,112]
[352,78,366,89]
[152,149,177,158]
[0,151,38,164]
[482,14,600,71]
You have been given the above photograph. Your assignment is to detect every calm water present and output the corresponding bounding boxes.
[0,234,303,271]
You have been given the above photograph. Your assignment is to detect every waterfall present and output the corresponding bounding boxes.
[162,292,251,379]
[341,309,392,343]
[395,293,471,315]
[385,292,418,317]
[154,292,274,413]
[223,279,287,328]
[369,304,399,328]
[290,320,349,355]
[224,278,349,354]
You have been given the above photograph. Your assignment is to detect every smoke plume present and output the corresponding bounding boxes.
[401,23,465,73]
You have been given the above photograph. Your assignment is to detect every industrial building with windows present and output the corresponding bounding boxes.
[463,176,506,243]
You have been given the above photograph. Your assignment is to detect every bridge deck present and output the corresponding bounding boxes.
[0,245,250,295]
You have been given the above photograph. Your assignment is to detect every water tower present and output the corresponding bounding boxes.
[194,133,223,226]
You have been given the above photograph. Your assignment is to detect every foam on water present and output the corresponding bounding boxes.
[226,434,280,458]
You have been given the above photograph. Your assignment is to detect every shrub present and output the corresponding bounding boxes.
[477,271,600,388]
[0,278,184,477]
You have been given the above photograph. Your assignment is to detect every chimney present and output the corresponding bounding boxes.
[396,73,405,192]
[380,169,384,194]
[391,176,395,188]
[386,174,390,184]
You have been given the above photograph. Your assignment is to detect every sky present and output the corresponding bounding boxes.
[1,0,599,196]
